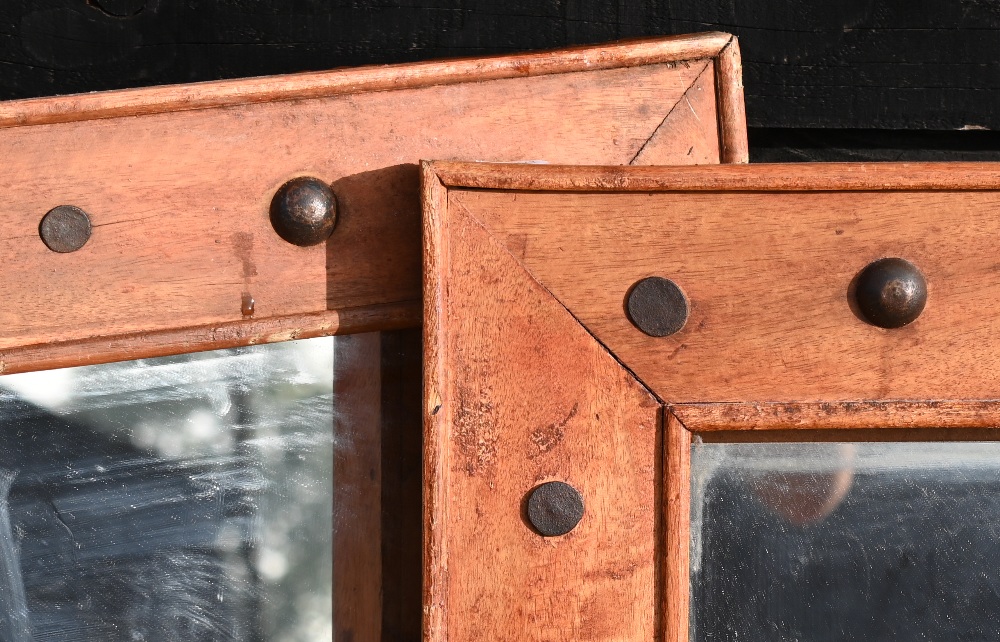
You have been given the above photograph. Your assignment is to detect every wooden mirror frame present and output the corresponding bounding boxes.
[0,35,748,641]
[422,160,1000,641]
[0,31,746,375]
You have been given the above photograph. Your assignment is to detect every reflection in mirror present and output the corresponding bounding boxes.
[691,441,1000,641]
[0,337,333,641]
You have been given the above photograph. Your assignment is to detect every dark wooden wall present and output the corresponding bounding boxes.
[6,1,1000,140]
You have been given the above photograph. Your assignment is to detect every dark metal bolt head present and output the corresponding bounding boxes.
[526,481,584,537]
[39,205,92,253]
[625,276,689,337]
[854,257,927,328]
[269,177,337,247]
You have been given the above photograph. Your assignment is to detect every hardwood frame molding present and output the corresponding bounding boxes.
[0,301,419,375]
[0,34,751,642]
[0,31,744,156]
[671,400,1000,432]
[422,159,1000,642]
[0,31,747,376]
[429,159,1000,191]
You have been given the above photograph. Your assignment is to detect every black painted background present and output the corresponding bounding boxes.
[6,0,1000,134]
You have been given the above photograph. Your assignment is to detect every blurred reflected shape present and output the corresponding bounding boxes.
[0,337,334,641]
[691,441,1000,641]
[745,443,856,526]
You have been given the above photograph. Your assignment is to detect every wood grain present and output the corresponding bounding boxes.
[0,33,734,128]
[437,161,1000,402]
[0,33,746,371]
[674,400,1000,432]
[664,412,691,642]
[696,428,1000,443]
[630,60,719,166]
[421,166,450,642]
[423,164,662,641]
[713,38,749,164]
[431,159,1000,192]
[0,302,418,375]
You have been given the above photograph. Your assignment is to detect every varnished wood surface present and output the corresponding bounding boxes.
[713,38,748,165]
[423,159,1000,642]
[674,400,1000,432]
[0,302,418,375]
[0,33,735,128]
[0,33,746,372]
[431,159,1000,191]
[664,412,691,642]
[423,164,662,642]
[696,427,1000,443]
[435,161,1000,402]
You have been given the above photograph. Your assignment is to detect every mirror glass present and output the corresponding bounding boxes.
[0,337,333,641]
[691,441,1000,641]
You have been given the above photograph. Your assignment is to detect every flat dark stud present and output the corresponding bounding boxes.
[526,481,584,537]
[269,176,338,247]
[854,257,927,329]
[625,276,689,337]
[39,205,92,253]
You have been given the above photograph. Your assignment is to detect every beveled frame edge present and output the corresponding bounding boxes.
[428,159,1000,191]
[0,32,739,132]
[0,300,419,375]
[664,410,692,642]
[672,400,1000,433]
[712,37,748,164]
[421,163,450,642]
[662,400,1000,642]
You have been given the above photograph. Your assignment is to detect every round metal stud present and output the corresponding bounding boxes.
[625,276,689,337]
[854,257,927,329]
[39,205,92,253]
[269,176,338,247]
[526,481,584,537]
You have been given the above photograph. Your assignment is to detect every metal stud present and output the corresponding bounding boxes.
[854,257,927,328]
[269,176,338,247]
[39,205,92,253]
[526,481,584,537]
[625,276,689,337]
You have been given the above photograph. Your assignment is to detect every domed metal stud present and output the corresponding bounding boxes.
[269,176,338,247]
[854,257,927,328]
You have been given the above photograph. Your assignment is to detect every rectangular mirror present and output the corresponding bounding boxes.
[691,441,1000,640]
[0,337,334,641]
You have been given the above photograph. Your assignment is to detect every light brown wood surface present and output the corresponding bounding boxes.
[0,33,738,129]
[0,32,747,373]
[436,161,1000,403]
[423,165,662,642]
[673,400,1000,432]
[424,159,1000,642]
[429,159,1000,192]
[663,412,691,642]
